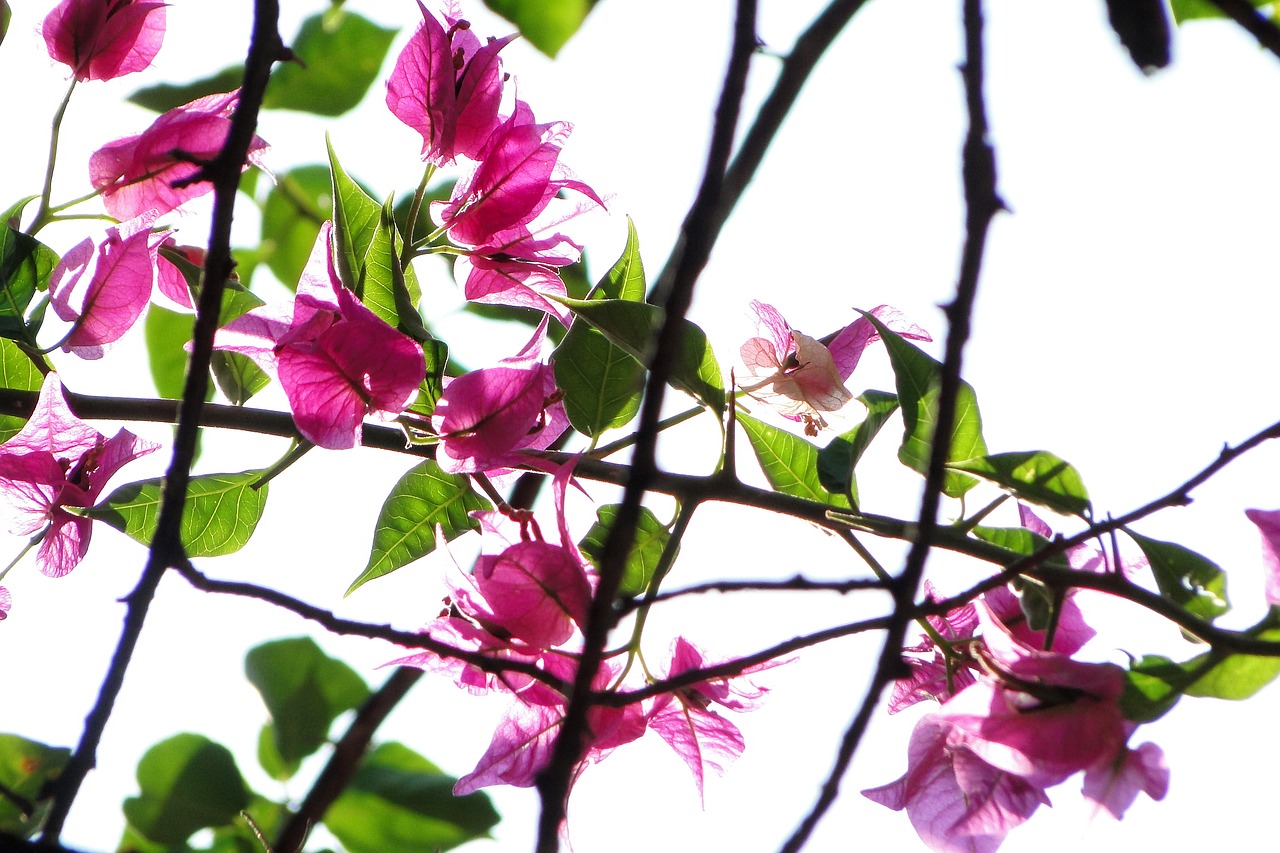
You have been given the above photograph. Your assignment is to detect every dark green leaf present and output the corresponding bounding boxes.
[1127,530,1229,622]
[0,226,56,340]
[260,164,330,290]
[262,13,397,116]
[816,390,899,509]
[1122,654,1193,722]
[128,66,245,112]
[0,339,43,442]
[88,471,269,557]
[578,505,671,597]
[122,734,250,844]
[245,637,371,764]
[949,451,1091,517]
[865,313,987,498]
[0,733,70,837]
[1170,0,1269,22]
[1,196,38,230]
[555,297,724,412]
[324,742,499,853]
[971,524,1052,557]
[210,289,270,405]
[480,0,598,56]
[327,138,382,296]
[348,460,492,594]
[256,723,301,782]
[739,413,850,509]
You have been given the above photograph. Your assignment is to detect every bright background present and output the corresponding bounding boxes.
[2,1,1280,851]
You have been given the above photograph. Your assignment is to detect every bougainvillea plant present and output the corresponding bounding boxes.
[1,1,1279,852]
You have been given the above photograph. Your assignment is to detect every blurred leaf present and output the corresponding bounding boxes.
[145,305,199,400]
[210,289,270,405]
[122,734,249,845]
[0,733,70,837]
[865,313,986,498]
[128,66,244,112]
[556,297,723,412]
[1128,530,1229,622]
[262,13,397,116]
[0,1,10,47]
[579,505,671,597]
[245,637,370,764]
[89,471,270,557]
[1170,0,1270,22]
[256,723,301,782]
[348,460,491,594]
[1184,629,1280,700]
[260,164,330,290]
[481,0,597,56]
[0,225,56,340]
[971,524,1053,557]
[324,742,499,852]
[816,390,899,509]
[0,339,42,442]
[739,413,850,509]
[949,450,1091,517]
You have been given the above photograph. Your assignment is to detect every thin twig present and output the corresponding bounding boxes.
[533,3,760,849]
[780,0,1002,847]
[615,575,886,613]
[40,5,288,838]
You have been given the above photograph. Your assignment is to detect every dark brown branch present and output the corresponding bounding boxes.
[40,6,289,838]
[273,667,423,853]
[651,0,871,303]
[1208,0,1280,59]
[781,0,1002,847]
[533,3,759,849]
[616,575,887,613]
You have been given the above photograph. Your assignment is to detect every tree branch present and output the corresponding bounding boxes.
[1208,0,1280,59]
[40,6,288,837]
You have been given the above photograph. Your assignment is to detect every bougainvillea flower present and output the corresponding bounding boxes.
[154,237,199,309]
[0,586,10,620]
[455,255,573,325]
[44,0,166,82]
[0,375,157,577]
[1245,508,1280,606]
[432,321,569,474]
[386,1,514,164]
[739,302,930,433]
[471,540,592,648]
[90,90,268,220]
[212,222,425,449]
[49,213,161,359]
[862,715,1050,853]
[648,638,775,798]
[1081,739,1168,820]
[432,101,604,251]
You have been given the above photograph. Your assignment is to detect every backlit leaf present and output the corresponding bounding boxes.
[816,390,899,509]
[0,733,70,837]
[949,450,1091,516]
[579,504,671,597]
[739,413,850,509]
[122,734,249,844]
[262,12,397,116]
[1128,530,1229,622]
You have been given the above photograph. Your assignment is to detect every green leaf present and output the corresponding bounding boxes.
[865,313,987,498]
[1122,627,1280,721]
[327,138,382,296]
[259,164,330,290]
[262,12,397,116]
[971,524,1053,557]
[0,1,11,47]
[244,637,371,764]
[480,0,598,56]
[324,742,499,853]
[122,734,250,845]
[0,339,42,442]
[361,196,426,337]
[948,451,1091,517]
[596,217,646,302]
[0,733,70,837]
[1122,654,1193,722]
[578,505,671,597]
[1170,0,1270,22]
[145,305,199,401]
[0,225,56,340]
[816,390,899,509]
[1127,530,1229,622]
[348,460,492,594]
[88,471,270,557]
[210,289,270,405]
[256,723,301,782]
[1,196,38,230]
[739,413,850,509]
[1184,629,1280,700]
[555,297,724,413]
[128,66,245,112]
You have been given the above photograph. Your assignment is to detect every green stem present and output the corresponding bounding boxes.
[28,78,79,236]
[400,164,437,269]
[588,405,706,459]
[251,439,314,490]
[0,527,49,583]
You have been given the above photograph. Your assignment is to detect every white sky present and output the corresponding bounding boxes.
[3,1,1280,852]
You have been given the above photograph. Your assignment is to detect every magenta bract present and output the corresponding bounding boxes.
[212,222,425,449]
[44,0,166,82]
[0,375,157,577]
[90,91,268,220]
[1246,507,1280,606]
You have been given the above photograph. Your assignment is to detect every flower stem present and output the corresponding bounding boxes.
[28,78,78,236]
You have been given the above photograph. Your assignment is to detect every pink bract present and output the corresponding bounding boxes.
[385,1,513,164]
[1245,507,1280,606]
[0,375,158,577]
[44,0,166,82]
[90,91,268,220]
[212,222,425,449]
[49,214,161,359]
[0,586,10,620]
[1082,740,1168,820]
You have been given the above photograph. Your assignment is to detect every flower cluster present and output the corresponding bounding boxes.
[864,507,1169,853]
